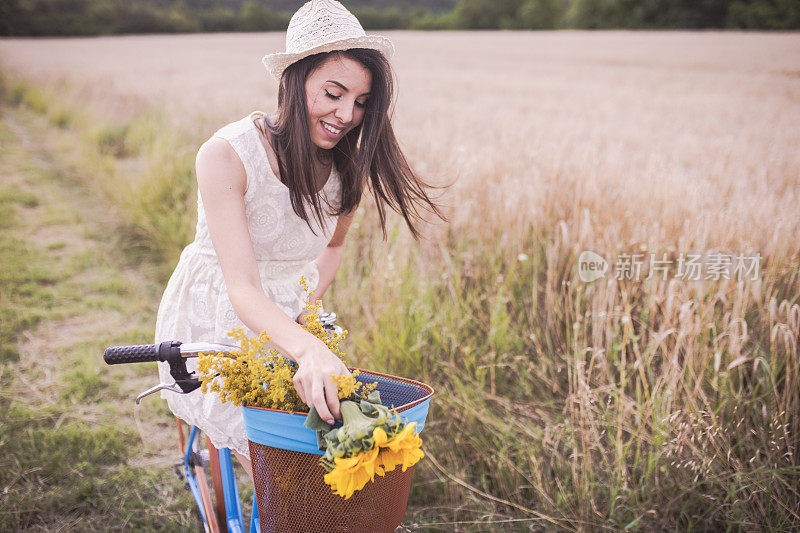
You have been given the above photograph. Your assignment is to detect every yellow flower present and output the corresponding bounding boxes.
[321,423,425,499]
[323,446,385,499]
[195,274,370,412]
[332,373,357,399]
[375,423,425,473]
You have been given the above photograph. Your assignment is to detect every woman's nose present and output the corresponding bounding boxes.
[334,103,353,125]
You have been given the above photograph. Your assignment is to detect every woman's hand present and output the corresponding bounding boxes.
[292,339,350,424]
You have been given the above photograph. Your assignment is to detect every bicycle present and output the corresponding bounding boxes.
[104,312,344,533]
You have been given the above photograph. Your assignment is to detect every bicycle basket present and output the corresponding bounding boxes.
[243,369,434,533]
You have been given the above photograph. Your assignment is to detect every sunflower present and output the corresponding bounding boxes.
[313,396,424,499]
[323,446,385,499]
[374,423,425,473]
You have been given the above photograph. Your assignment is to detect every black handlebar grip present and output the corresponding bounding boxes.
[104,344,160,365]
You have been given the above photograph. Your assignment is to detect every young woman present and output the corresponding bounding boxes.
[154,0,444,476]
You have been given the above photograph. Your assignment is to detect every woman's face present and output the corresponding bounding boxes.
[304,54,372,150]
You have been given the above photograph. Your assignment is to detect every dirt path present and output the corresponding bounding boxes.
[1,104,197,529]
[4,103,178,456]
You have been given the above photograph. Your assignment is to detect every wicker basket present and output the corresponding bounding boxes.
[243,369,434,533]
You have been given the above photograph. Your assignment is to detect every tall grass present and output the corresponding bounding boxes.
[2,30,798,530]
[333,205,800,529]
[0,72,199,281]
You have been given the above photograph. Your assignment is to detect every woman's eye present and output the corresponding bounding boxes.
[355,100,367,108]
[325,90,341,100]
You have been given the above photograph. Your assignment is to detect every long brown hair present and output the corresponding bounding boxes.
[261,48,446,239]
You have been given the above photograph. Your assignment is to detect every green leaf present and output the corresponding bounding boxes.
[304,406,333,432]
[316,429,327,451]
[305,406,334,450]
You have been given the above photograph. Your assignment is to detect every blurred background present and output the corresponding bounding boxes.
[1,0,799,35]
[1,1,799,532]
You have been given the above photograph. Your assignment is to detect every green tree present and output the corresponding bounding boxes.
[86,0,122,34]
[0,0,23,36]
[166,6,202,33]
[238,2,285,32]
[453,0,525,29]
[728,0,800,29]
[409,10,457,29]
[354,8,412,29]
[631,0,729,28]
[116,3,172,34]
[196,6,238,32]
[519,0,567,29]
[564,0,622,28]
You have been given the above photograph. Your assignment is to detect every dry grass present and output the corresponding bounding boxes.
[1,30,799,530]
[2,31,798,260]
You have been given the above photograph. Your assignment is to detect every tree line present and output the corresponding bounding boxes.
[1,0,798,36]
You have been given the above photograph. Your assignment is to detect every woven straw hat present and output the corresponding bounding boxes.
[262,0,395,81]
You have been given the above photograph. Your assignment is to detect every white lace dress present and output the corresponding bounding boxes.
[154,110,341,457]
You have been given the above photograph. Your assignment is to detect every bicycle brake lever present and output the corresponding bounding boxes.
[136,382,188,404]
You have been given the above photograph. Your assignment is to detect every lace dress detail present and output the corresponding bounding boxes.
[154,110,341,457]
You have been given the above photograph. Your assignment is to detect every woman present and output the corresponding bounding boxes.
[154,0,444,476]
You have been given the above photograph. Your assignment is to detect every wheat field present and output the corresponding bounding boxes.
[3,32,799,253]
[1,31,799,530]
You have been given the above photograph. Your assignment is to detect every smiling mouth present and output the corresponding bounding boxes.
[321,121,344,135]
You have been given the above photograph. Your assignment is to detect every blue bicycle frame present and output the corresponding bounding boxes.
[183,425,260,533]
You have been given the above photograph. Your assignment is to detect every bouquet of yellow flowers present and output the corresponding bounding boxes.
[195,326,373,412]
[305,391,425,499]
[195,276,424,499]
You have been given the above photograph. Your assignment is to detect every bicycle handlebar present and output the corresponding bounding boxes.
[104,341,181,365]
[102,341,241,398]
[104,343,160,365]
[104,310,342,402]
[103,340,203,395]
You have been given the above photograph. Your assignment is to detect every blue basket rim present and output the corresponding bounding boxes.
[243,367,434,415]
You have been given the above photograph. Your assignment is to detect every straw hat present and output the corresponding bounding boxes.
[262,0,395,81]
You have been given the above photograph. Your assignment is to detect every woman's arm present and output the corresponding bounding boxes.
[196,137,347,424]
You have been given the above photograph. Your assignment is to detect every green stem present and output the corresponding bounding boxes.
[339,400,382,441]
[340,400,371,426]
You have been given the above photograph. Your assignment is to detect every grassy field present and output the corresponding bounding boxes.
[1,31,799,530]
[0,99,198,530]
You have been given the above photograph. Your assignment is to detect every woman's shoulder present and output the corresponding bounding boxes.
[200,111,273,195]
[196,136,246,193]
